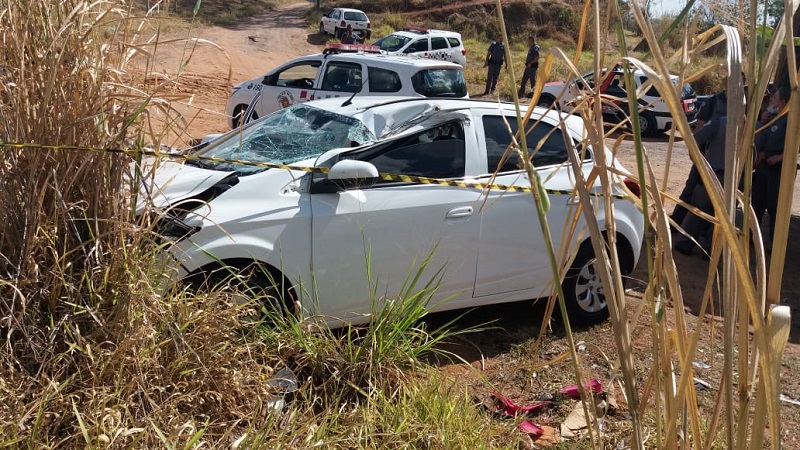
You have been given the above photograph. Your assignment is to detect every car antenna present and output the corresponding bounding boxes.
[341,76,368,107]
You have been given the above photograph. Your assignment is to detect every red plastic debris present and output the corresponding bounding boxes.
[518,420,544,436]
[491,391,551,417]
[559,379,603,399]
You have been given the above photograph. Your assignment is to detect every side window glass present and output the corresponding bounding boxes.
[331,10,340,19]
[639,76,660,97]
[350,122,466,180]
[431,37,448,50]
[368,67,402,93]
[406,38,429,53]
[321,62,363,93]
[447,37,461,48]
[276,62,320,88]
[482,115,575,173]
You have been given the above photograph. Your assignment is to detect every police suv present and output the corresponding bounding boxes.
[225,44,468,128]
[373,26,467,67]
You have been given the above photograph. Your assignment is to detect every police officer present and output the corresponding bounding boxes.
[752,86,791,246]
[518,35,540,98]
[483,37,505,96]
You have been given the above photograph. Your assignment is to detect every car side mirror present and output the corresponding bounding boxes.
[314,159,379,193]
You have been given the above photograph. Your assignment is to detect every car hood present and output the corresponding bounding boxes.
[137,160,238,212]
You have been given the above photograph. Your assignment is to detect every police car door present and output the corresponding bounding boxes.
[403,37,431,59]
[429,37,451,62]
[257,59,322,117]
[314,60,365,101]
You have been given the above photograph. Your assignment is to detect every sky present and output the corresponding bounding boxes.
[654,0,690,16]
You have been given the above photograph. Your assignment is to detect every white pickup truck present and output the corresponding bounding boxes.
[538,65,698,136]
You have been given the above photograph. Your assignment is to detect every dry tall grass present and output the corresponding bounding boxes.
[3,0,799,447]
[514,0,798,448]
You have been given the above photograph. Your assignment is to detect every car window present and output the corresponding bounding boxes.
[347,122,466,180]
[406,38,429,53]
[275,62,320,88]
[344,11,368,21]
[321,62,363,93]
[447,37,461,48]
[482,115,577,172]
[374,34,412,52]
[330,9,340,19]
[411,69,467,97]
[638,76,661,97]
[368,67,402,93]
[431,37,448,50]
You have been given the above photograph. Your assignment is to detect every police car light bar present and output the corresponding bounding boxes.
[323,43,382,54]
[402,25,428,34]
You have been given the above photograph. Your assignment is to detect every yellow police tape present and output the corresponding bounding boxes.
[0,141,627,199]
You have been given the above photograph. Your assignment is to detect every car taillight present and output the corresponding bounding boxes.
[367,22,371,29]
[682,98,695,112]
[340,20,346,27]
[462,49,467,56]
[623,177,641,198]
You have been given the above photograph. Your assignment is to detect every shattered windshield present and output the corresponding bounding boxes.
[191,104,376,175]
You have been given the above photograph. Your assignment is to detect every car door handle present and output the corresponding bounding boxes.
[446,206,474,219]
[567,196,592,205]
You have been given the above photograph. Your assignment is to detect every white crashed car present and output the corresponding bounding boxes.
[145,97,644,327]
[373,26,467,66]
[224,45,468,128]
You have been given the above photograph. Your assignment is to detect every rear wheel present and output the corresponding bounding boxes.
[637,111,658,136]
[561,241,619,326]
[536,94,557,109]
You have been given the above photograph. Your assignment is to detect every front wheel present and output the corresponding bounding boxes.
[186,263,292,322]
[319,22,326,35]
[561,242,612,326]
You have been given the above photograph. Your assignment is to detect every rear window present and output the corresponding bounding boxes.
[411,69,467,97]
[344,11,368,21]
[368,67,402,93]
[374,34,412,52]
[447,37,461,48]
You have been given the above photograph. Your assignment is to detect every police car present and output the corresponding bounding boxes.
[538,64,698,136]
[373,26,467,66]
[225,44,468,128]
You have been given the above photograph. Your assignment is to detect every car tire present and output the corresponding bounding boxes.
[187,262,292,321]
[319,22,326,35]
[536,94,557,109]
[561,241,613,326]
[638,111,658,136]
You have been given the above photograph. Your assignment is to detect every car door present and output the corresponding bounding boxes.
[322,9,339,34]
[429,37,451,62]
[257,59,322,117]
[473,113,586,299]
[314,60,365,100]
[308,120,482,322]
[403,37,430,58]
